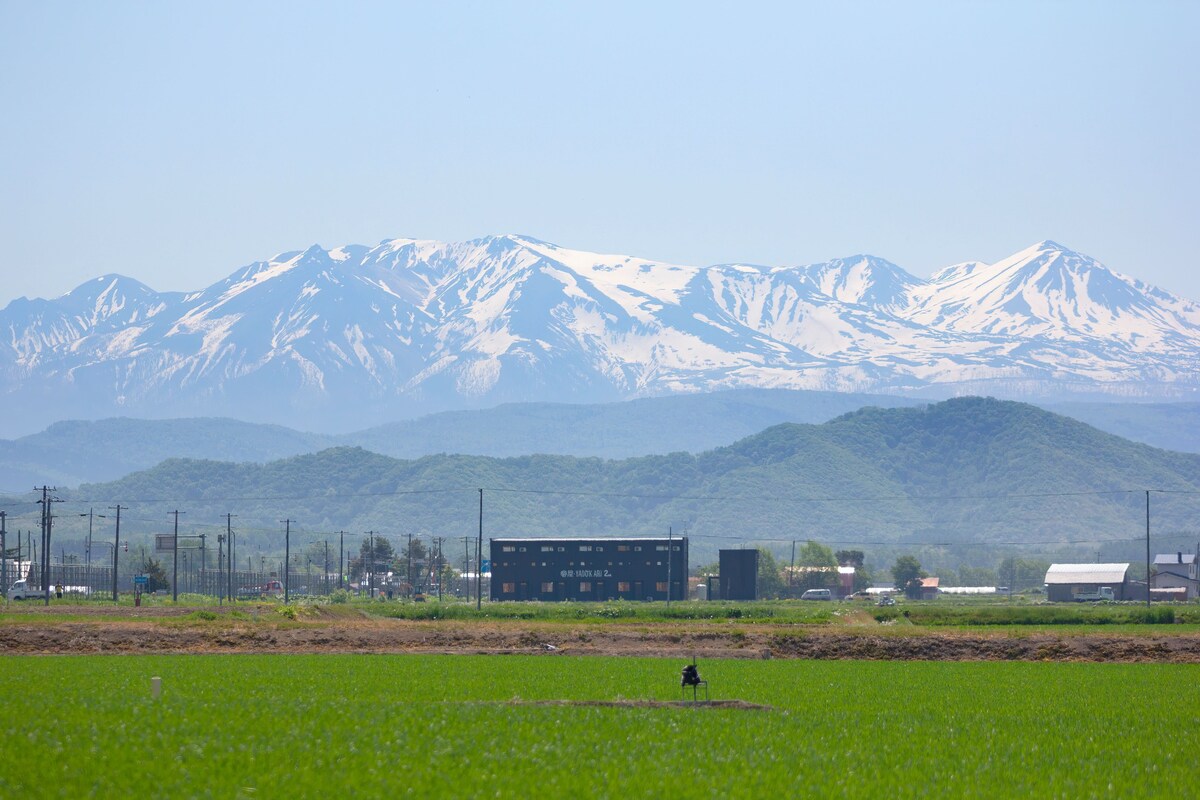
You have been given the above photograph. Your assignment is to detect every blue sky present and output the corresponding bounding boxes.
[2,1,1197,304]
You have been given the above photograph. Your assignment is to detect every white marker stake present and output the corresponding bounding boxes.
[151,676,161,699]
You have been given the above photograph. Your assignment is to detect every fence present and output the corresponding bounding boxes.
[4,561,487,602]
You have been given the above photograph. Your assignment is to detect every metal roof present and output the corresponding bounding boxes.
[1044,563,1129,585]
[1153,553,1196,565]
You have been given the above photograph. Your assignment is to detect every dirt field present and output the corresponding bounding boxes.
[2,605,1199,661]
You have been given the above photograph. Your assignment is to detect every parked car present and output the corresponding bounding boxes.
[877,595,896,607]
[800,589,832,601]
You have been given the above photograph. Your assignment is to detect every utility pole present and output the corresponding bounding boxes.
[461,536,472,598]
[790,540,797,590]
[226,514,236,602]
[406,533,413,597]
[1146,490,1152,608]
[170,510,183,602]
[108,505,123,603]
[283,519,291,604]
[666,526,673,608]
[83,508,94,580]
[368,531,376,598]
[477,488,483,610]
[1,511,7,606]
[217,532,225,606]
[338,531,344,591]
[37,486,56,607]
[324,539,330,595]
[199,533,207,596]
[436,536,444,601]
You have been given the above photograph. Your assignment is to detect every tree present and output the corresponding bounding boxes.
[350,536,395,579]
[958,566,998,587]
[835,550,865,569]
[756,548,785,599]
[798,541,836,568]
[140,556,170,594]
[401,537,429,590]
[790,540,837,595]
[891,555,925,598]
[997,557,1050,591]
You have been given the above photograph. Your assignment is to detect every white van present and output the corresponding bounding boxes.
[800,589,832,601]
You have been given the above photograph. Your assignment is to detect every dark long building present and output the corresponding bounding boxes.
[490,537,688,602]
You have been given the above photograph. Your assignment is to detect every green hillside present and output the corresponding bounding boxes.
[0,417,331,488]
[6,391,1200,491]
[27,398,1198,574]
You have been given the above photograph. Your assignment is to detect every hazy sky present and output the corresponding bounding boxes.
[2,1,1197,305]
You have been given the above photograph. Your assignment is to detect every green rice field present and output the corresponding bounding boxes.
[0,654,1194,798]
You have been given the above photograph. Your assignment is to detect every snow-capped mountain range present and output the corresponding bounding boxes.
[3,235,1198,435]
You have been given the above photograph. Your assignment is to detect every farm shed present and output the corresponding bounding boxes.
[918,577,940,600]
[490,537,687,602]
[1151,553,1198,600]
[1044,563,1130,602]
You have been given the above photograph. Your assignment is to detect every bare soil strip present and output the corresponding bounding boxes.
[495,699,774,711]
[2,616,1199,662]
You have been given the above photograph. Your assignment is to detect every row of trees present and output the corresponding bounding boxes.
[347,536,456,592]
[701,541,1055,600]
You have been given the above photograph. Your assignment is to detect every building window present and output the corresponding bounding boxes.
[518,546,527,552]
[656,581,668,592]
[502,546,516,553]
[557,546,566,552]
[617,545,630,552]
[618,581,631,592]
[541,582,554,593]
[595,546,604,552]
[502,582,515,593]
[634,546,643,551]
[656,545,668,551]
[579,581,592,592]
[541,545,555,552]
[578,545,592,552]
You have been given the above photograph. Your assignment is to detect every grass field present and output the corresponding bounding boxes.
[0,654,1194,798]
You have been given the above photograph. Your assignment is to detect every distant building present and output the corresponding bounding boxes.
[1152,552,1198,600]
[1044,563,1131,602]
[838,566,856,597]
[719,549,758,601]
[918,576,940,601]
[490,537,687,602]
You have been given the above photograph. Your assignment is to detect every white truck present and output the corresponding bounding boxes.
[7,580,50,601]
[1074,586,1115,602]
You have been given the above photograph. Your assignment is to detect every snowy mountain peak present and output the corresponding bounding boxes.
[3,235,1199,436]
[801,255,922,309]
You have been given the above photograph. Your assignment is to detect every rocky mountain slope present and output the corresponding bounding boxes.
[4,236,1198,435]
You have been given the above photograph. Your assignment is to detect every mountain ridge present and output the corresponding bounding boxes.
[3,235,1199,436]
[6,390,1200,491]
[48,398,1200,569]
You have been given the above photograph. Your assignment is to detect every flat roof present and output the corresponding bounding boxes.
[491,537,685,542]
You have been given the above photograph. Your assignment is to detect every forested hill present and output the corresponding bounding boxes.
[49,398,1200,567]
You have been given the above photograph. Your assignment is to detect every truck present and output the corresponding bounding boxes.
[1074,586,1115,602]
[7,580,50,601]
